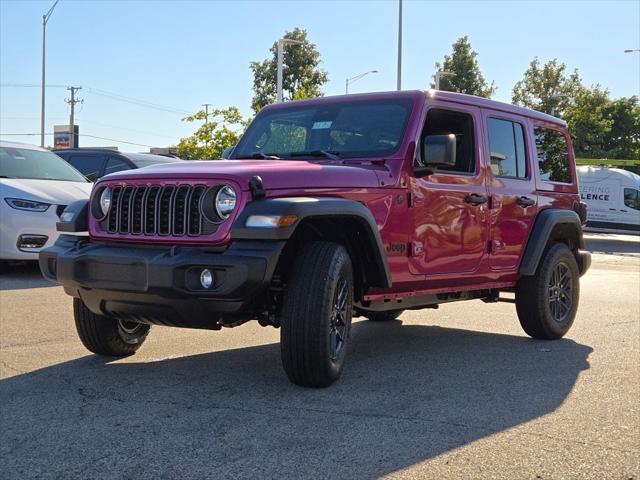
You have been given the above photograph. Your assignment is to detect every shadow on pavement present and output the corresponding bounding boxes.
[0,261,55,291]
[0,321,592,479]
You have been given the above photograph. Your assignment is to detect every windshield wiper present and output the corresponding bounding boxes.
[289,150,341,161]
[235,152,280,160]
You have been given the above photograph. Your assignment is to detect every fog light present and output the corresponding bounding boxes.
[200,269,214,289]
[16,234,48,251]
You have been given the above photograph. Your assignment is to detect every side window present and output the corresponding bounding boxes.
[421,109,475,173]
[66,155,104,181]
[104,157,130,175]
[487,118,527,178]
[534,127,572,183]
[624,188,640,210]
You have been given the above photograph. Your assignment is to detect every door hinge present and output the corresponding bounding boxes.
[407,192,414,208]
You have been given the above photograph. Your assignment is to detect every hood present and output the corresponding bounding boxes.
[100,159,383,190]
[0,178,92,205]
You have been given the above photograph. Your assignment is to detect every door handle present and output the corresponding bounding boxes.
[516,196,535,208]
[464,193,488,206]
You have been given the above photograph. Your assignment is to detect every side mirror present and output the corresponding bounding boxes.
[414,134,457,177]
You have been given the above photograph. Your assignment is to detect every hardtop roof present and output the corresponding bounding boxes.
[263,89,567,127]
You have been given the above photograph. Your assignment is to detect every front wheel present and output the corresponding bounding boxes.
[515,243,580,339]
[280,241,353,388]
[73,298,150,356]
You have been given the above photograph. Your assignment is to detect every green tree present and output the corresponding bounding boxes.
[511,57,582,116]
[432,36,496,98]
[602,96,640,159]
[563,85,613,158]
[176,107,248,160]
[250,28,329,112]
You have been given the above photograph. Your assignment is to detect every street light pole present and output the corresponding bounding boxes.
[396,0,402,91]
[40,0,60,148]
[345,70,379,94]
[202,103,212,148]
[276,38,303,103]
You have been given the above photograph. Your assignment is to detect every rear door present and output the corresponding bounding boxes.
[104,156,133,176]
[64,153,105,181]
[483,111,538,271]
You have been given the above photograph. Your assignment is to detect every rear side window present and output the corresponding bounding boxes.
[104,157,130,175]
[534,127,572,183]
[487,118,527,178]
[624,188,640,210]
[66,155,104,181]
[421,108,476,174]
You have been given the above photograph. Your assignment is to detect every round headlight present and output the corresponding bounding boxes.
[215,185,236,219]
[99,188,112,216]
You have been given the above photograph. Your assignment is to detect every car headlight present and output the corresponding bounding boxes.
[215,185,236,219]
[4,198,50,212]
[99,188,112,216]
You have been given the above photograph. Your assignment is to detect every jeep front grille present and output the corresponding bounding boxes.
[105,184,208,237]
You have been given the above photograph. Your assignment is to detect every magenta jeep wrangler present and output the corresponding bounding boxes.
[40,90,591,387]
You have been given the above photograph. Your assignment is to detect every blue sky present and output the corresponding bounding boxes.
[1,0,639,151]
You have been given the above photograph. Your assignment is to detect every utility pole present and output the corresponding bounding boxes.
[202,103,213,148]
[396,0,402,91]
[65,86,83,148]
[41,0,60,148]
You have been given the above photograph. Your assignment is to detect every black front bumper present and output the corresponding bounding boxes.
[40,235,284,328]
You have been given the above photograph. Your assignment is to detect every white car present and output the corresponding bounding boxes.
[0,142,92,261]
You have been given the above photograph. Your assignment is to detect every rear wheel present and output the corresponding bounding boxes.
[516,243,579,339]
[73,298,150,356]
[365,310,404,322]
[280,241,353,388]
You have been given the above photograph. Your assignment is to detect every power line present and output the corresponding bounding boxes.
[83,87,190,115]
[1,83,190,115]
[0,132,158,148]
[0,83,66,88]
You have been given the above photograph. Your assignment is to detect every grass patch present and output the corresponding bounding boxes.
[576,157,640,167]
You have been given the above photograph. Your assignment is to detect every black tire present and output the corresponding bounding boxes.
[280,241,353,388]
[516,242,580,340]
[73,298,150,356]
[365,310,404,322]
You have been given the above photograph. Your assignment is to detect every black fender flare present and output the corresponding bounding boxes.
[519,209,586,276]
[231,197,392,288]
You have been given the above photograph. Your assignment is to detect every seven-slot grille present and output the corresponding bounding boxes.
[105,185,207,236]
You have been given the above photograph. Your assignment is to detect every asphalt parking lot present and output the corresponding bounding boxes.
[1,234,638,479]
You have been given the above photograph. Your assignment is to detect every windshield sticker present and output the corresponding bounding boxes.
[312,121,332,130]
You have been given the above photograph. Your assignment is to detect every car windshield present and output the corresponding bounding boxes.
[231,98,413,160]
[0,146,88,182]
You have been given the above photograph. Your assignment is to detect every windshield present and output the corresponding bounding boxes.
[232,98,413,160]
[0,146,88,182]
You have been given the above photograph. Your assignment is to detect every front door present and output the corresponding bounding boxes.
[409,105,489,277]
[483,112,538,271]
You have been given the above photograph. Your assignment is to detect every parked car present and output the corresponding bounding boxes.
[40,90,591,387]
[577,165,640,234]
[54,148,183,181]
[1,142,92,261]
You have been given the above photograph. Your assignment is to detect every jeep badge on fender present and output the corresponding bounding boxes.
[40,90,591,388]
